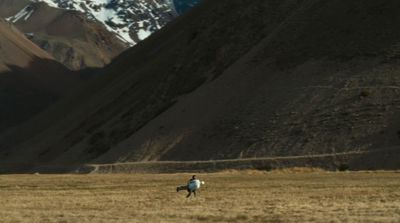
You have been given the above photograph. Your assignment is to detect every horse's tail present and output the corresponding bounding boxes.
[176,185,188,192]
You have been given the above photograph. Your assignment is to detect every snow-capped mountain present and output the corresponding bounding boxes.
[2,1,128,70]
[1,0,201,69]
[6,0,202,46]
[26,0,177,45]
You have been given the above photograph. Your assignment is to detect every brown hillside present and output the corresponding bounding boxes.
[0,1,128,70]
[1,0,400,171]
[0,0,30,17]
[0,19,77,132]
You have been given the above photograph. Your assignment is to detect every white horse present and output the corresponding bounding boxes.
[177,179,205,198]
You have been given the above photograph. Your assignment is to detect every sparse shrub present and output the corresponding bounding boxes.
[235,214,249,220]
[254,163,273,171]
[88,131,110,156]
[337,163,350,171]
[360,91,370,98]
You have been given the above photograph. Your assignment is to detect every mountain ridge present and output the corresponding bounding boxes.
[0,0,128,70]
[1,0,400,171]
[0,19,78,132]
[0,0,201,70]
[31,0,177,45]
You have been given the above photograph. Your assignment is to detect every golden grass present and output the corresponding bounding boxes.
[0,171,399,222]
[221,167,326,174]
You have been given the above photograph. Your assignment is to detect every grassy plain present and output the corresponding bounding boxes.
[0,170,399,222]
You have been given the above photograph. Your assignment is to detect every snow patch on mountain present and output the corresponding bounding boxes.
[6,0,200,46]
[34,0,59,8]
[30,0,177,45]
[137,29,152,40]
[7,5,34,23]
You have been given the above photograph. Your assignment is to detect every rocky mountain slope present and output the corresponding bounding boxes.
[0,0,201,70]
[33,0,177,45]
[1,0,400,171]
[0,0,128,70]
[0,0,31,17]
[0,19,77,133]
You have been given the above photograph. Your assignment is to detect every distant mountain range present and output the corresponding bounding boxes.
[10,0,203,45]
[0,0,201,69]
[0,0,201,137]
[2,0,400,172]
[30,0,176,45]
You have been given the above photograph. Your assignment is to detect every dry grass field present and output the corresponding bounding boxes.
[0,170,400,222]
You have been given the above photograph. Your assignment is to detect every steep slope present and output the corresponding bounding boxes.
[0,1,128,70]
[0,19,77,133]
[0,0,30,17]
[33,0,177,45]
[0,19,49,70]
[0,0,201,70]
[173,0,202,15]
[2,0,400,171]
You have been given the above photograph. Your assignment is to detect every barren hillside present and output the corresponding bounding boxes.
[0,19,77,132]
[1,0,400,171]
[0,1,128,70]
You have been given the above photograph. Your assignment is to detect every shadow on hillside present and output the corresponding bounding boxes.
[0,57,101,133]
